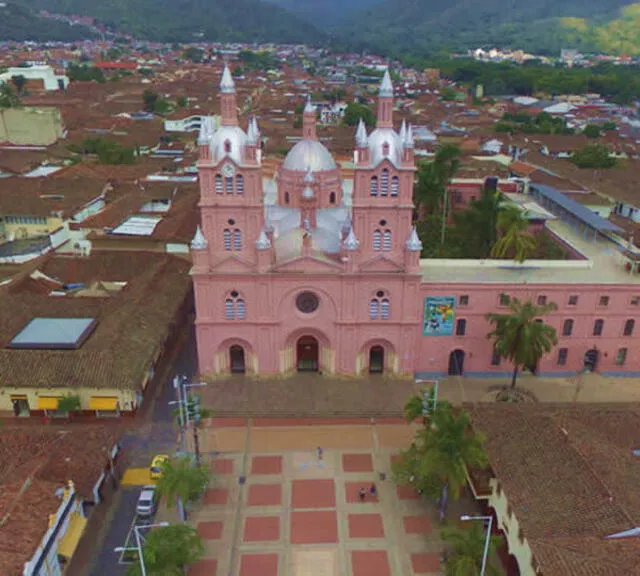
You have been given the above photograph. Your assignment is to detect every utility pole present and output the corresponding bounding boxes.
[440,186,448,245]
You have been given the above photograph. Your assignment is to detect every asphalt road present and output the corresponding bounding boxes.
[87,327,197,576]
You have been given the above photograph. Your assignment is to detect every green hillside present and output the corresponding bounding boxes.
[0,3,96,42]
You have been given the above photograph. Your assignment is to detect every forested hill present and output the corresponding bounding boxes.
[18,0,326,44]
[264,0,379,27]
[337,0,638,57]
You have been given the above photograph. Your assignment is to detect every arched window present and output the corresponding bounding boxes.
[236,175,244,194]
[225,177,233,193]
[370,176,378,196]
[329,192,336,204]
[370,291,390,320]
[391,176,399,196]
[225,291,246,320]
[215,174,223,193]
[382,141,390,156]
[381,169,389,196]
[224,139,232,154]
[223,229,232,250]
[382,229,392,250]
[233,229,242,250]
[373,229,382,250]
[284,192,290,204]
[624,318,635,336]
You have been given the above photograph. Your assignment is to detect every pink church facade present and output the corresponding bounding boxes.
[192,67,640,380]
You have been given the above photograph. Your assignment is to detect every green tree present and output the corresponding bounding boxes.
[583,124,601,138]
[441,523,501,576]
[439,86,458,101]
[58,394,81,414]
[392,406,488,519]
[413,144,461,216]
[182,47,204,63]
[602,121,616,131]
[490,205,536,263]
[10,74,26,95]
[155,457,210,520]
[0,83,20,108]
[486,296,558,389]
[143,89,159,112]
[343,102,375,128]
[176,95,188,108]
[572,143,616,168]
[126,524,203,576]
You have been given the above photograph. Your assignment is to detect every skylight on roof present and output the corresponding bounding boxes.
[110,215,162,236]
[8,317,98,350]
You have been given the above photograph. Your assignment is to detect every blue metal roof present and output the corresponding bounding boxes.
[530,184,623,234]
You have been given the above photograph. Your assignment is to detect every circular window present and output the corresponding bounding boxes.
[296,292,319,314]
[376,290,385,298]
[228,218,235,225]
[230,290,239,298]
[379,219,387,226]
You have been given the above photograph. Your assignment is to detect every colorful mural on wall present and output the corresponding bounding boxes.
[423,296,456,336]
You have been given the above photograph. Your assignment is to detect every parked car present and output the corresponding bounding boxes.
[136,485,157,518]
[150,454,169,479]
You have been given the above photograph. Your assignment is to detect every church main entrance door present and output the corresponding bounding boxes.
[297,336,319,372]
[229,345,246,373]
[369,346,384,373]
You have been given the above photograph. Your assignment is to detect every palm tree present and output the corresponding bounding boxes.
[155,457,210,520]
[486,296,558,389]
[413,144,461,217]
[491,205,536,263]
[441,522,501,576]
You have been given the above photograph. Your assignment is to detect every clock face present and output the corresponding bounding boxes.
[221,163,235,177]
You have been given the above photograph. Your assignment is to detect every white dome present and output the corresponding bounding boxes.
[367,127,402,167]
[283,139,337,172]
[209,125,247,165]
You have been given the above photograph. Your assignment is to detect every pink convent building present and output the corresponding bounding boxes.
[191,67,640,379]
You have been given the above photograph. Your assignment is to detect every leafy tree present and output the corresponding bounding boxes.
[343,102,375,128]
[413,144,461,215]
[392,405,488,519]
[602,121,616,131]
[583,124,601,138]
[490,205,536,262]
[10,75,26,95]
[0,84,20,109]
[74,137,136,165]
[182,47,204,63]
[441,523,501,576]
[439,86,458,101]
[486,296,558,389]
[176,96,188,108]
[125,524,203,576]
[155,457,210,520]
[67,64,105,83]
[572,143,616,168]
[58,394,81,414]
[143,89,159,112]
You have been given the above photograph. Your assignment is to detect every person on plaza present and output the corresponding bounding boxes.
[369,483,377,497]
[358,487,367,501]
[316,446,323,460]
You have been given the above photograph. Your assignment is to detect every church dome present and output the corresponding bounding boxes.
[367,127,402,167]
[282,139,337,172]
[210,125,247,165]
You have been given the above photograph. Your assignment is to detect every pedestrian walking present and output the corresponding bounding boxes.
[369,483,377,497]
[358,487,366,502]
[316,446,323,461]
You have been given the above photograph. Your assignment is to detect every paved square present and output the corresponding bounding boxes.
[411,552,441,574]
[342,453,374,473]
[212,458,234,474]
[203,488,228,505]
[404,516,432,535]
[244,516,281,542]
[239,553,279,576]
[292,479,336,509]
[291,510,338,544]
[251,455,283,475]
[348,513,385,538]
[197,521,223,540]
[345,481,379,503]
[188,559,217,576]
[351,550,391,576]
[247,483,282,506]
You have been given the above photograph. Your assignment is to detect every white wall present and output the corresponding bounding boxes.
[0,65,68,91]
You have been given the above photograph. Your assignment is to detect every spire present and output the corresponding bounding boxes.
[304,94,316,114]
[197,118,209,145]
[355,118,368,147]
[247,116,257,143]
[405,226,422,252]
[255,228,271,250]
[220,64,235,94]
[252,117,261,140]
[343,228,360,251]
[379,68,394,98]
[404,124,414,148]
[191,226,208,250]
[399,120,407,143]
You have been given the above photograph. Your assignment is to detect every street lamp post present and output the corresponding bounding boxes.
[173,376,207,466]
[460,514,493,576]
[114,522,169,576]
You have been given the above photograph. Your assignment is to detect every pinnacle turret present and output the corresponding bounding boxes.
[220,64,235,94]
[379,68,393,98]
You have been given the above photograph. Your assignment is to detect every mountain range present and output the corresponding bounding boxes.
[3,0,639,57]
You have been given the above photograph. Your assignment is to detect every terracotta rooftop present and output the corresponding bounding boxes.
[0,251,191,390]
[467,403,640,576]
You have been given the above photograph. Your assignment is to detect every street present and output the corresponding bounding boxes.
[86,326,197,576]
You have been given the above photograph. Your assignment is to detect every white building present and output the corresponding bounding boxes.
[164,115,220,133]
[0,65,69,91]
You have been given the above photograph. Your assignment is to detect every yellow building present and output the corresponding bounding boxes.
[0,106,65,146]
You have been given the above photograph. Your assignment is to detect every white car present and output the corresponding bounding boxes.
[136,485,157,517]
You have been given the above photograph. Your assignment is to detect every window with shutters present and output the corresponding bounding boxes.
[593,319,604,336]
[557,348,568,366]
[223,229,232,250]
[225,177,233,193]
[562,319,574,336]
[225,291,246,320]
[369,299,379,319]
[380,299,390,319]
[370,291,390,320]
[370,176,378,196]
[373,229,381,250]
[455,319,466,336]
[391,176,399,196]
[382,229,392,251]
[236,299,246,319]
[225,298,234,319]
[616,348,627,365]
[215,174,223,193]
[380,168,389,196]
[236,175,244,194]
[233,229,242,250]
[623,319,635,336]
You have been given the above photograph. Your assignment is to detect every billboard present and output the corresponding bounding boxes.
[423,296,456,336]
